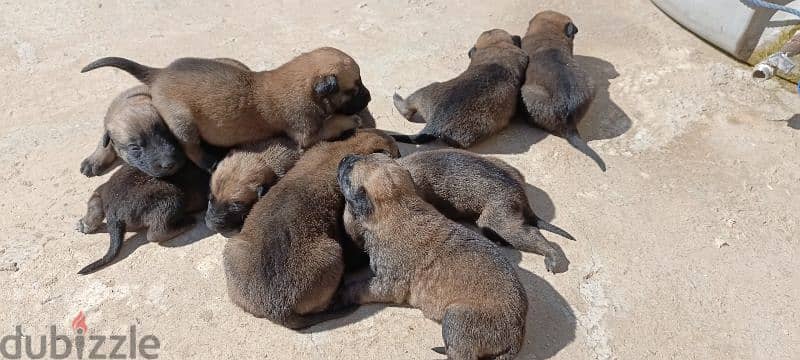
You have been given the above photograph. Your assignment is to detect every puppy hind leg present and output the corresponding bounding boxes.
[439,307,479,360]
[146,213,196,243]
[393,93,425,123]
[77,189,106,234]
[477,206,569,273]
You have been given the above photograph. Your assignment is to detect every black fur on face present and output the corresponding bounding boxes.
[512,35,522,47]
[337,154,373,217]
[205,196,251,237]
[114,123,186,178]
[468,46,477,59]
[565,22,578,39]
[337,79,371,115]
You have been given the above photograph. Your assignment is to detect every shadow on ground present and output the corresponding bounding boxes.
[786,114,800,129]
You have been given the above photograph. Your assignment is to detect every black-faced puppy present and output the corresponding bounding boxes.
[75,163,210,274]
[222,128,399,329]
[79,85,186,178]
[81,49,371,171]
[205,137,300,237]
[337,153,527,360]
[399,149,575,273]
[392,29,528,148]
[521,11,606,171]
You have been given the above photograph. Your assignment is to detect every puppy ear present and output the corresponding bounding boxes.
[314,75,339,97]
[102,131,111,148]
[347,186,373,217]
[256,184,269,198]
[565,22,578,39]
[467,46,477,59]
[512,35,522,47]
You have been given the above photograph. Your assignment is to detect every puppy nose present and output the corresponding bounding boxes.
[159,160,177,170]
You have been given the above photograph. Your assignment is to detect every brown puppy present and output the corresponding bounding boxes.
[76,162,210,274]
[336,153,527,360]
[521,11,606,171]
[80,58,251,177]
[399,149,574,273]
[392,29,528,148]
[222,128,399,329]
[79,85,186,178]
[205,137,301,237]
[81,49,371,171]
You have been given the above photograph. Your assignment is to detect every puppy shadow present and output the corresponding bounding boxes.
[471,121,549,155]
[501,248,576,359]
[574,55,631,141]
[524,183,556,223]
[786,114,800,130]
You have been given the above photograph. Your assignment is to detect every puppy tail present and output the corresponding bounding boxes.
[565,128,606,172]
[431,347,447,355]
[81,57,158,84]
[78,219,126,275]
[393,93,424,123]
[535,218,576,241]
[391,133,438,144]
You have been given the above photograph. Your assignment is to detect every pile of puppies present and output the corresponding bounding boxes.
[75,11,591,359]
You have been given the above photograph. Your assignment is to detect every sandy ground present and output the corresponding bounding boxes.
[1,0,799,359]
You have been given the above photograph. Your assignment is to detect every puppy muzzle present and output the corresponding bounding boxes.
[205,201,248,237]
[339,87,371,115]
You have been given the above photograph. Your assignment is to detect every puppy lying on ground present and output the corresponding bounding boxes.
[392,29,528,148]
[521,11,606,171]
[82,48,370,171]
[205,137,300,237]
[223,127,399,329]
[80,58,250,178]
[76,163,210,274]
[399,149,574,273]
[337,153,527,360]
[79,85,185,178]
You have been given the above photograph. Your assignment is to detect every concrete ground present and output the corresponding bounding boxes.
[1,0,798,359]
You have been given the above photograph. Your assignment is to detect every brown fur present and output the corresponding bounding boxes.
[392,29,528,148]
[520,11,606,171]
[206,136,301,237]
[399,149,575,273]
[336,153,527,360]
[82,49,371,171]
[222,129,399,329]
[76,163,210,274]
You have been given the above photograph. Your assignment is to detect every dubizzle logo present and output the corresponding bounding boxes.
[0,310,160,359]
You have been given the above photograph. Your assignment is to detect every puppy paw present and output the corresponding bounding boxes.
[80,158,97,177]
[544,254,569,274]
[75,219,95,234]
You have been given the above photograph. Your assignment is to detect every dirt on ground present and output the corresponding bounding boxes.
[1,0,798,359]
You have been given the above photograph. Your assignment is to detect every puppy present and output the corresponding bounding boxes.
[520,11,606,171]
[205,137,300,237]
[81,48,371,171]
[79,85,186,178]
[222,128,399,329]
[80,58,251,178]
[76,163,210,274]
[399,149,574,273]
[337,153,527,360]
[392,29,528,148]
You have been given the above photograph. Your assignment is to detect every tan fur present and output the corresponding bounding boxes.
[337,154,527,360]
[222,129,399,329]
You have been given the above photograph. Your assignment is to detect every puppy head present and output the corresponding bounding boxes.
[307,47,372,116]
[468,29,522,58]
[343,128,401,159]
[526,10,577,41]
[106,94,186,178]
[206,151,281,237]
[337,153,414,219]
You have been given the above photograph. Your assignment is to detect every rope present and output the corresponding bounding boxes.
[741,0,800,18]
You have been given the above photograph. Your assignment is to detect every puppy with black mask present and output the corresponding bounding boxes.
[337,153,527,360]
[520,11,606,171]
[392,29,528,148]
[82,48,371,171]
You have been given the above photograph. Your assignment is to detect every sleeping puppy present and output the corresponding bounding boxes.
[336,153,527,360]
[80,58,251,178]
[520,11,606,171]
[75,162,210,274]
[392,29,528,148]
[81,48,371,171]
[79,85,185,178]
[205,137,300,237]
[399,149,574,273]
[222,127,399,329]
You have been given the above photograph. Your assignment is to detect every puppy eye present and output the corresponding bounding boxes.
[128,144,142,152]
